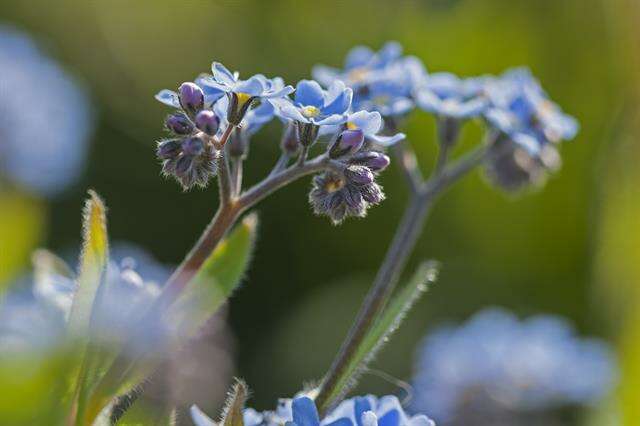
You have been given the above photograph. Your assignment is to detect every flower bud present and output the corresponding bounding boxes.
[345,165,374,185]
[227,92,257,126]
[165,113,194,135]
[350,151,390,172]
[280,122,300,155]
[182,137,205,156]
[195,110,220,136]
[228,127,249,158]
[296,122,320,147]
[157,140,182,160]
[178,82,204,116]
[329,129,365,159]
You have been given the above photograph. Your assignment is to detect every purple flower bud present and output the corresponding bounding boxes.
[178,82,204,115]
[175,155,193,175]
[195,110,220,136]
[360,182,385,204]
[329,129,365,159]
[165,113,194,135]
[345,165,374,185]
[350,151,390,172]
[157,140,182,160]
[182,137,205,156]
[281,122,300,154]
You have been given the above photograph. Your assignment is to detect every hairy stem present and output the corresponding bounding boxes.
[315,144,489,414]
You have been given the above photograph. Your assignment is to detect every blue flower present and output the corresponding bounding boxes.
[0,25,93,198]
[313,41,404,89]
[214,95,277,137]
[192,394,435,426]
[313,43,427,118]
[344,111,405,146]
[410,308,617,424]
[276,80,353,126]
[483,68,578,155]
[414,72,488,120]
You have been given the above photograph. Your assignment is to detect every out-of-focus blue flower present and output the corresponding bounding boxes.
[192,394,435,426]
[411,308,617,424]
[0,244,169,354]
[414,72,488,120]
[276,80,353,126]
[313,42,427,118]
[0,25,93,197]
[483,68,578,155]
[313,41,404,89]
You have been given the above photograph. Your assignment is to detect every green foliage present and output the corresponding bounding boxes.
[320,261,439,409]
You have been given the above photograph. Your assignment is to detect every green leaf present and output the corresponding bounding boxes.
[320,261,439,408]
[66,190,111,426]
[67,190,110,337]
[84,213,258,424]
[166,213,258,336]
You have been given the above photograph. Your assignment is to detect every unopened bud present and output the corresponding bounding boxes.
[350,151,390,172]
[157,140,182,160]
[195,110,220,136]
[280,122,300,154]
[296,122,320,147]
[345,165,374,185]
[182,137,205,156]
[165,113,193,135]
[329,129,365,158]
[178,82,204,116]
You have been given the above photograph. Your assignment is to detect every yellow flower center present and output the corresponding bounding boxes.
[325,178,345,193]
[302,105,321,118]
[236,92,253,106]
[348,67,369,83]
[346,122,359,130]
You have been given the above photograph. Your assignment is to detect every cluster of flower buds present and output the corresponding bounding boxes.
[156,83,222,190]
[308,111,395,225]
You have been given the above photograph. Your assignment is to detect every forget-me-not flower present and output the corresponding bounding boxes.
[198,63,293,125]
[0,25,93,197]
[410,308,617,424]
[192,394,435,426]
[414,72,488,120]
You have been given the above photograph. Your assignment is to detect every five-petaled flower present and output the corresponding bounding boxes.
[198,62,293,125]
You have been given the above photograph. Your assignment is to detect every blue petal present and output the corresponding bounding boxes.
[376,41,403,66]
[315,113,347,126]
[322,86,352,116]
[291,397,320,426]
[264,84,295,99]
[345,45,375,69]
[155,89,180,108]
[348,110,382,136]
[414,89,443,114]
[235,75,266,96]
[325,419,353,426]
[312,65,341,87]
[370,132,406,147]
[361,411,379,426]
[378,410,400,426]
[354,397,373,426]
[211,62,236,86]
[276,101,309,123]
[295,80,325,107]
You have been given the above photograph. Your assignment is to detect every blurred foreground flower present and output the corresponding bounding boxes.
[411,308,617,425]
[0,25,92,197]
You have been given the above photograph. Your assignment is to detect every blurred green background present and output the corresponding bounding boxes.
[1,0,638,423]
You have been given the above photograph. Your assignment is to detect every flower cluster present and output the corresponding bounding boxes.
[312,42,579,191]
[0,25,93,197]
[192,394,435,426]
[410,308,617,424]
